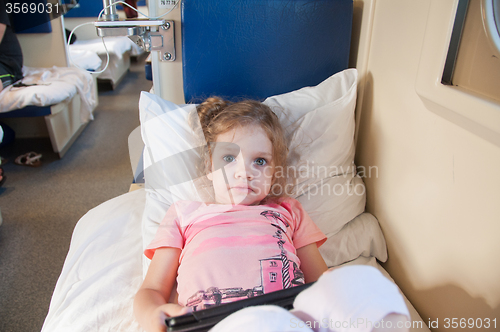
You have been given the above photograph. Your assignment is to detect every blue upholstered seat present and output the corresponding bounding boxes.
[0,105,51,118]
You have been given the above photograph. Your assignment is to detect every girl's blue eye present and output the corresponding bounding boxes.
[255,158,267,166]
[223,155,235,163]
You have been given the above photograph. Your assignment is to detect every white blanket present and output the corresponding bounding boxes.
[0,66,96,122]
[41,190,146,332]
[210,266,410,332]
[41,189,428,332]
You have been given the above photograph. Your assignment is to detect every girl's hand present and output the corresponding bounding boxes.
[149,304,192,332]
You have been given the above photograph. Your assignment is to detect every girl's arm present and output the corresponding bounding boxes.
[296,243,328,283]
[134,247,188,332]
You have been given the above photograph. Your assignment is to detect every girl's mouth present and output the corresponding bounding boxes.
[230,185,253,193]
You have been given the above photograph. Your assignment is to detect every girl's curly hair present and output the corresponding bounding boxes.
[195,97,289,201]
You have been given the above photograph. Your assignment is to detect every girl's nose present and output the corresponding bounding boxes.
[234,157,253,180]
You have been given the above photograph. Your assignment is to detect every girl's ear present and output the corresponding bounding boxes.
[207,172,213,181]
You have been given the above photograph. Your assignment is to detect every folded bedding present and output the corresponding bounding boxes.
[129,40,145,57]
[69,37,134,60]
[68,37,136,86]
[0,66,96,122]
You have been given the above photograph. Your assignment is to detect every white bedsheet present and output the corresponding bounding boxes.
[0,66,96,122]
[69,49,103,71]
[42,189,429,332]
[69,37,134,60]
[69,37,136,86]
[41,190,145,332]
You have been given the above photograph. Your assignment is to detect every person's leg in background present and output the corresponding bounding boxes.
[123,0,138,18]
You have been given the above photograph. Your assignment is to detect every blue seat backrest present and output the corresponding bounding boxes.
[64,0,103,18]
[181,0,353,103]
[10,0,52,33]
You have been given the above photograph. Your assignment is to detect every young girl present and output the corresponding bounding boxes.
[134,98,410,332]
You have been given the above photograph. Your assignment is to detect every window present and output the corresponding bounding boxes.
[442,0,500,103]
[415,0,500,146]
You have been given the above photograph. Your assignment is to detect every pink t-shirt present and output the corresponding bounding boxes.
[145,197,326,310]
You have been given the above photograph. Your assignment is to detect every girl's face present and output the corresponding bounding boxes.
[207,125,275,205]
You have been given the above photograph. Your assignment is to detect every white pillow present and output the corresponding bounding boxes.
[318,213,388,267]
[140,68,369,271]
[264,68,364,236]
[139,93,210,273]
[265,68,358,184]
[139,93,207,205]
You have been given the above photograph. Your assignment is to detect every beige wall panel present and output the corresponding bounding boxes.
[149,2,184,103]
[355,0,500,329]
[64,17,100,41]
[17,16,68,67]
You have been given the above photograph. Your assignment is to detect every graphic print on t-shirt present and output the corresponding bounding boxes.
[185,209,305,311]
